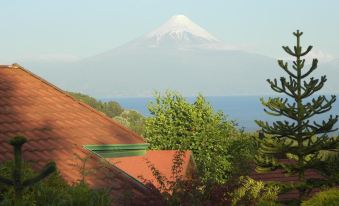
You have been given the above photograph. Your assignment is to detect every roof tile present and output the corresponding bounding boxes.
[108,150,194,191]
[251,161,323,200]
[0,64,163,205]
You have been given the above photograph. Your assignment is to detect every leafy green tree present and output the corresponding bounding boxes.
[114,116,131,128]
[68,91,145,134]
[255,30,339,201]
[68,92,123,117]
[114,110,145,134]
[144,91,255,184]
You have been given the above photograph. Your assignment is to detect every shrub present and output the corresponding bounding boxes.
[231,176,281,206]
[301,188,339,206]
[0,161,111,206]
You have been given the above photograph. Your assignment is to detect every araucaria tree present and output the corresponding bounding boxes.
[0,136,56,205]
[255,30,339,201]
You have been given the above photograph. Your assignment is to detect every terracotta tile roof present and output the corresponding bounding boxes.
[250,159,323,200]
[107,150,194,191]
[0,64,164,205]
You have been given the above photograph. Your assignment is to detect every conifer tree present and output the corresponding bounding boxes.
[255,30,339,201]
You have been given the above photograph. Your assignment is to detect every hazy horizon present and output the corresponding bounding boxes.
[1,0,339,63]
[1,1,338,98]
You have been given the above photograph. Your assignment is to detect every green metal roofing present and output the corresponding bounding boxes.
[83,143,151,190]
[84,143,149,158]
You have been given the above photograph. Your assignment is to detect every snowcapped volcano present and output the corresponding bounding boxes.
[127,15,223,49]
[23,14,339,97]
[147,15,220,42]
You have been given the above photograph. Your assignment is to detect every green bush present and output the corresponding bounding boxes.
[231,176,281,206]
[0,161,111,206]
[301,188,339,206]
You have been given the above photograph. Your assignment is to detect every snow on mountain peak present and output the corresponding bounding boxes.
[145,15,220,43]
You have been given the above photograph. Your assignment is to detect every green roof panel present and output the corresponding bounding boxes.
[84,143,149,158]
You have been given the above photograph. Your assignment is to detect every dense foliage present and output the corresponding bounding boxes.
[68,91,145,134]
[0,161,111,206]
[68,92,124,117]
[0,136,56,206]
[231,176,281,206]
[64,39,339,206]
[301,188,339,206]
[255,30,339,201]
[114,110,145,135]
[144,91,257,184]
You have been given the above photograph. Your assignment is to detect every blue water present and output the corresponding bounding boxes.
[102,96,339,134]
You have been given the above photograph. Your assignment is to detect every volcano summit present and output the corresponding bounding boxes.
[23,15,338,97]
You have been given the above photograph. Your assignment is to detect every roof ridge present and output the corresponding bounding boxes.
[0,65,12,68]
[11,63,145,143]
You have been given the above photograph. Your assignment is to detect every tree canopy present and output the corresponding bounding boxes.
[144,91,256,184]
[68,91,145,134]
[67,92,124,118]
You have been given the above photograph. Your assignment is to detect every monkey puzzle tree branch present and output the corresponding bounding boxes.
[255,30,338,201]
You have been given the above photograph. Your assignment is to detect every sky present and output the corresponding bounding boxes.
[1,0,339,63]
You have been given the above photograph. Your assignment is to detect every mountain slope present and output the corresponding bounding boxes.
[122,14,221,49]
[147,15,220,42]
[22,15,338,97]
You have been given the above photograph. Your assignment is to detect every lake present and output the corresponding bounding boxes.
[102,95,339,134]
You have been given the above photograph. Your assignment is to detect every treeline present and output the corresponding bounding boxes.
[69,90,259,204]
[67,92,145,134]
[64,29,339,205]
[67,85,338,205]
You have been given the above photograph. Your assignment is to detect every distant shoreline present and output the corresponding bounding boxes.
[101,95,339,133]
[100,93,339,100]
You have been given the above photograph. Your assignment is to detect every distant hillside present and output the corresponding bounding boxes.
[68,91,145,134]
[19,15,338,97]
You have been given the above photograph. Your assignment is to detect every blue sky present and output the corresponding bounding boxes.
[1,0,339,62]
